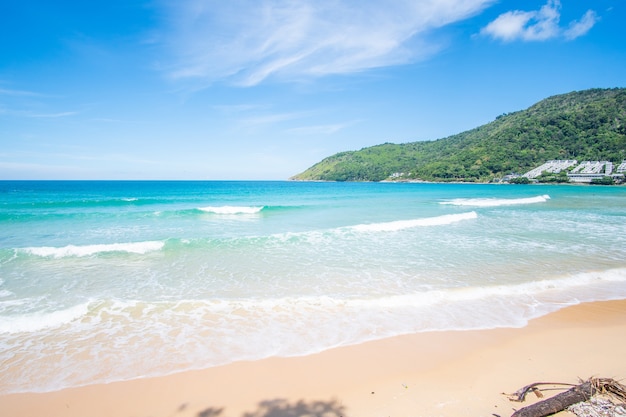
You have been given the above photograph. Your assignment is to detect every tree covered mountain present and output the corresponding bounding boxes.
[290,88,626,182]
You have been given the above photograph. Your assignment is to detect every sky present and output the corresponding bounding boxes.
[1,0,624,180]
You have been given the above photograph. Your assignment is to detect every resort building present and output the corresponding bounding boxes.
[522,160,578,179]
[567,161,614,183]
[519,160,625,184]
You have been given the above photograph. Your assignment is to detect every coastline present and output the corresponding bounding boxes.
[2,299,625,417]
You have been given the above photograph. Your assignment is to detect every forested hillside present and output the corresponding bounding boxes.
[291,88,626,182]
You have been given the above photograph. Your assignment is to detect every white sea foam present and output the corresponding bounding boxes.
[2,268,625,394]
[441,194,551,207]
[352,268,626,310]
[208,268,626,315]
[348,211,477,232]
[0,302,90,334]
[198,206,264,214]
[22,241,165,258]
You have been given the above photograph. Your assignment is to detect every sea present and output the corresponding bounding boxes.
[1,180,626,394]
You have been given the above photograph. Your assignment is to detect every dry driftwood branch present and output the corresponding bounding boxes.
[510,380,596,417]
[509,378,626,417]
[508,382,577,402]
[592,378,626,403]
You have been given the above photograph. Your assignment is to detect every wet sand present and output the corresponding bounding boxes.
[2,299,625,417]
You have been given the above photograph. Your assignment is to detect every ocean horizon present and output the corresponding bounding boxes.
[1,180,626,394]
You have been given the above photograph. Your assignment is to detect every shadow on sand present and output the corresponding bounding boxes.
[196,398,345,417]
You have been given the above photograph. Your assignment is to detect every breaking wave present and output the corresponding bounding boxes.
[21,241,165,258]
[0,302,91,334]
[348,212,477,232]
[441,195,550,207]
[10,212,477,261]
[197,206,265,214]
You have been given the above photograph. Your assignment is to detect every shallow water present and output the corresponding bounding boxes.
[1,181,625,393]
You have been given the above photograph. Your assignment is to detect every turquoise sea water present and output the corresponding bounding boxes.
[1,180,626,394]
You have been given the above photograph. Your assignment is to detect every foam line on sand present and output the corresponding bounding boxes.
[1,299,625,417]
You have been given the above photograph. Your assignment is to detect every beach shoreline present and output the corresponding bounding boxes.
[2,299,625,417]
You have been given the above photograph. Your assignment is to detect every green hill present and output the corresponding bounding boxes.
[290,88,626,182]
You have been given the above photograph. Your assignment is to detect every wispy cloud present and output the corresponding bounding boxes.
[160,0,495,87]
[211,104,267,114]
[29,111,79,118]
[0,108,78,118]
[0,88,46,97]
[287,120,360,135]
[563,10,598,40]
[0,161,77,172]
[481,0,597,42]
[90,117,129,123]
[241,111,310,126]
[0,86,76,119]
[1,150,159,165]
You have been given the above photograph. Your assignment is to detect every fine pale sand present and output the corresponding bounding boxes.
[2,299,625,417]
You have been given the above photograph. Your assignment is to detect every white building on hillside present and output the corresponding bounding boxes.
[567,161,615,183]
[520,160,624,183]
[522,160,578,179]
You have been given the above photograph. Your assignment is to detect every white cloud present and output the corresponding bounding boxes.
[159,0,496,87]
[564,10,598,40]
[479,10,535,42]
[481,0,597,42]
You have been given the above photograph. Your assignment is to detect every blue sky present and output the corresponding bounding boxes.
[1,0,624,180]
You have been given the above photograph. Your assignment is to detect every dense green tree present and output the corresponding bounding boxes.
[591,176,615,185]
[509,177,531,184]
[291,88,626,182]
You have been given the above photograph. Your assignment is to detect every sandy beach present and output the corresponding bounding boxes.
[1,299,625,417]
